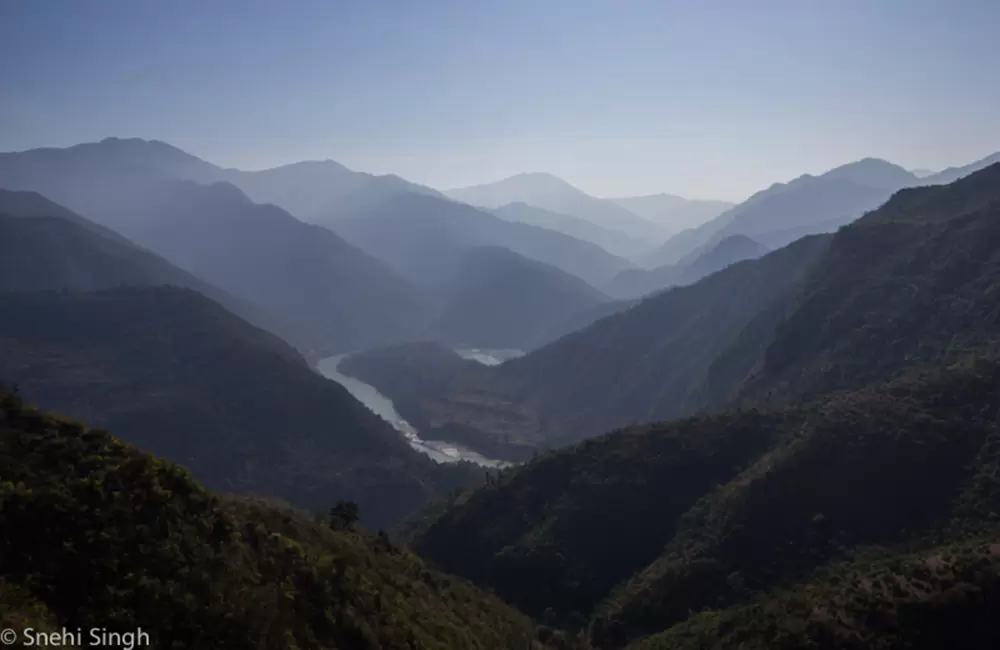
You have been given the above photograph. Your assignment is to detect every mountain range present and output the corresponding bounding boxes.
[493,202,650,260]
[608,193,734,232]
[323,190,633,292]
[0,138,630,354]
[5,131,1000,649]
[607,234,770,299]
[446,172,664,242]
[398,161,1000,648]
[0,189,292,339]
[339,162,1000,456]
[644,153,1000,268]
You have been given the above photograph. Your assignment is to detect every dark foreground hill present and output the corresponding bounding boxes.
[411,355,1000,648]
[0,388,545,649]
[631,536,1000,650]
[0,287,478,529]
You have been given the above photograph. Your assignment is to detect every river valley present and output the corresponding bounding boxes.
[316,350,521,467]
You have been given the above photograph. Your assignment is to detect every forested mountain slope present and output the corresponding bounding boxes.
[413,355,1000,647]
[404,163,1000,648]
[742,162,1000,402]
[0,389,545,650]
[631,536,1000,650]
[0,287,477,529]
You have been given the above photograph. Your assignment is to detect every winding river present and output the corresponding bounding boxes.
[316,351,520,467]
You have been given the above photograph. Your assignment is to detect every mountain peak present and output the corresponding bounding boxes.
[819,157,917,190]
[446,173,658,238]
[505,171,572,184]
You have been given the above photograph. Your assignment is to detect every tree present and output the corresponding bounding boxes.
[329,500,360,530]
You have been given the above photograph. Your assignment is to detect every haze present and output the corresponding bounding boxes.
[2,0,998,200]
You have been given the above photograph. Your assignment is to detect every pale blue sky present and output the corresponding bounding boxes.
[2,0,998,200]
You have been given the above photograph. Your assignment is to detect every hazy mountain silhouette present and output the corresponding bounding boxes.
[609,234,769,298]
[0,188,136,246]
[105,180,431,356]
[222,159,442,220]
[0,140,438,355]
[493,201,649,260]
[922,150,1000,185]
[682,234,769,279]
[645,158,919,267]
[0,137,442,223]
[609,193,734,232]
[433,246,610,350]
[0,138,225,221]
[910,167,936,178]
[325,191,634,289]
[0,189,292,339]
[817,157,921,189]
[445,172,660,238]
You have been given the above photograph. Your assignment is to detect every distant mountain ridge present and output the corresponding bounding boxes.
[645,152,1000,268]
[446,172,661,240]
[0,138,637,354]
[0,137,442,221]
[608,193,734,232]
[222,159,444,220]
[433,246,610,350]
[0,189,292,341]
[644,158,917,268]
[326,190,634,290]
[493,201,649,260]
[0,142,436,355]
[608,234,769,298]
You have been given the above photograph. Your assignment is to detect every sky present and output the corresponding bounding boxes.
[2,0,998,202]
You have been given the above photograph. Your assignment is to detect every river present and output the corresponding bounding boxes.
[453,347,524,366]
[316,352,519,467]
